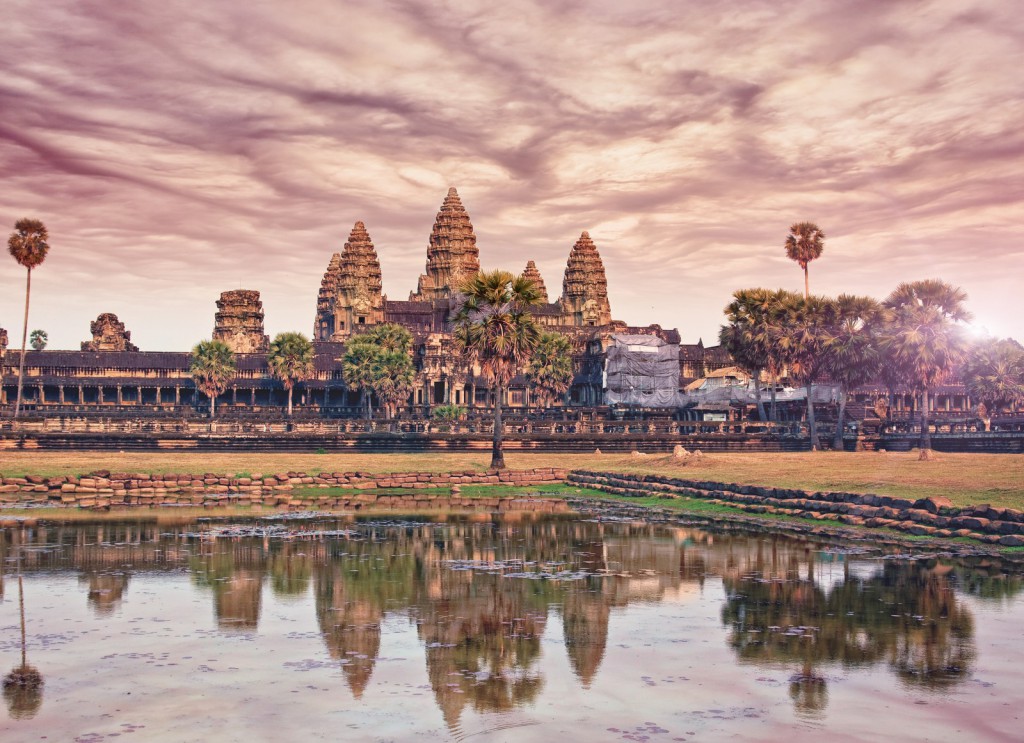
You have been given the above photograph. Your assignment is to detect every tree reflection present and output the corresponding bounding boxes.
[723,557,977,715]
[3,533,43,720]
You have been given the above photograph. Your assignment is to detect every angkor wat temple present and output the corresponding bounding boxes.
[0,188,731,416]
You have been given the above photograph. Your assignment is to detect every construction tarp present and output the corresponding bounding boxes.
[682,383,840,406]
[603,334,683,407]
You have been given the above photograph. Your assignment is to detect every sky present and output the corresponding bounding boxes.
[1,0,1022,351]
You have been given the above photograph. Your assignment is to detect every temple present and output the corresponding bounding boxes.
[5,185,948,420]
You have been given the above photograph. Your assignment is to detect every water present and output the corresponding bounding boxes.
[2,512,1023,741]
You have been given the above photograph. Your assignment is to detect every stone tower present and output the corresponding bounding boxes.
[314,252,343,341]
[322,221,385,340]
[411,187,480,301]
[522,260,549,303]
[559,231,612,326]
[81,313,139,352]
[212,289,270,354]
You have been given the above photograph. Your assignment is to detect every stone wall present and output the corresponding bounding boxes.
[0,468,568,511]
[568,470,1024,546]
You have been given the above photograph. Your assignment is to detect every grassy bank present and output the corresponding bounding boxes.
[0,450,1021,508]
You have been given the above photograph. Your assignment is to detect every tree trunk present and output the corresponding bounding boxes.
[491,383,506,470]
[210,391,215,419]
[769,372,778,422]
[14,268,31,419]
[803,265,810,299]
[832,382,848,451]
[806,381,819,450]
[753,367,766,421]
[287,386,293,417]
[920,387,931,454]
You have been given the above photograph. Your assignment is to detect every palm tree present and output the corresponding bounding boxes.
[374,349,416,418]
[823,295,888,450]
[189,340,236,418]
[882,280,971,457]
[961,338,1024,422]
[29,330,47,351]
[525,332,574,409]
[7,218,51,418]
[774,292,833,450]
[341,340,380,419]
[267,332,316,416]
[452,270,542,469]
[784,222,825,299]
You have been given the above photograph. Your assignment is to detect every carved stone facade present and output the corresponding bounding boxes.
[411,187,481,301]
[315,222,385,340]
[522,260,548,302]
[213,290,270,354]
[0,326,7,361]
[559,231,612,327]
[81,313,138,352]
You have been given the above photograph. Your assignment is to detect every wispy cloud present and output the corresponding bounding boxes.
[1,0,1021,350]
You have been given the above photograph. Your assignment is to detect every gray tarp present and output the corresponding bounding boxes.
[682,383,840,405]
[603,334,683,407]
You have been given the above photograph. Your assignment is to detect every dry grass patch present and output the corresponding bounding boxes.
[0,450,1021,508]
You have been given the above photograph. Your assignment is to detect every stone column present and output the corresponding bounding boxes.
[59,385,65,404]
[117,385,123,405]
[78,385,84,405]
[175,385,181,405]
[155,386,161,405]
[38,383,45,404]
[232,387,237,405]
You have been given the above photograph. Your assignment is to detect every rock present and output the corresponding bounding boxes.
[594,448,602,455]
[913,496,954,514]
[630,450,647,459]
[692,449,704,458]
[672,445,689,459]
[999,535,1024,547]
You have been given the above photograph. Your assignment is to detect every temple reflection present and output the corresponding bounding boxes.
[1,515,1007,723]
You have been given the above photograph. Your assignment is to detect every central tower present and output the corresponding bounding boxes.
[410,187,480,301]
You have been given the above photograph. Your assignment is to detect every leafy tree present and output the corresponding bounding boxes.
[29,329,47,352]
[7,218,50,418]
[452,270,542,469]
[961,337,1024,418]
[784,222,825,299]
[189,340,236,418]
[823,295,888,450]
[882,279,971,456]
[433,403,466,421]
[524,332,574,409]
[774,292,833,450]
[267,332,316,416]
[720,288,790,421]
[340,324,415,419]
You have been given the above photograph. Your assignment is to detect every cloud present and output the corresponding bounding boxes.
[1,0,1021,351]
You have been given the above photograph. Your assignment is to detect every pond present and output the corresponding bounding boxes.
[2,510,1022,741]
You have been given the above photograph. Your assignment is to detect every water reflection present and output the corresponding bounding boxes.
[1,516,1017,727]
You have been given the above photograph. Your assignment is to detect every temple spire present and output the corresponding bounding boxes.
[522,260,548,302]
[410,187,480,300]
[559,231,612,326]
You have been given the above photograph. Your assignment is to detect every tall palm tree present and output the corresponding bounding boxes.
[525,332,574,409]
[823,295,888,450]
[189,340,237,418]
[452,270,542,469]
[267,332,316,416]
[774,292,833,450]
[784,222,825,299]
[882,279,971,457]
[7,218,50,418]
[29,330,47,351]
